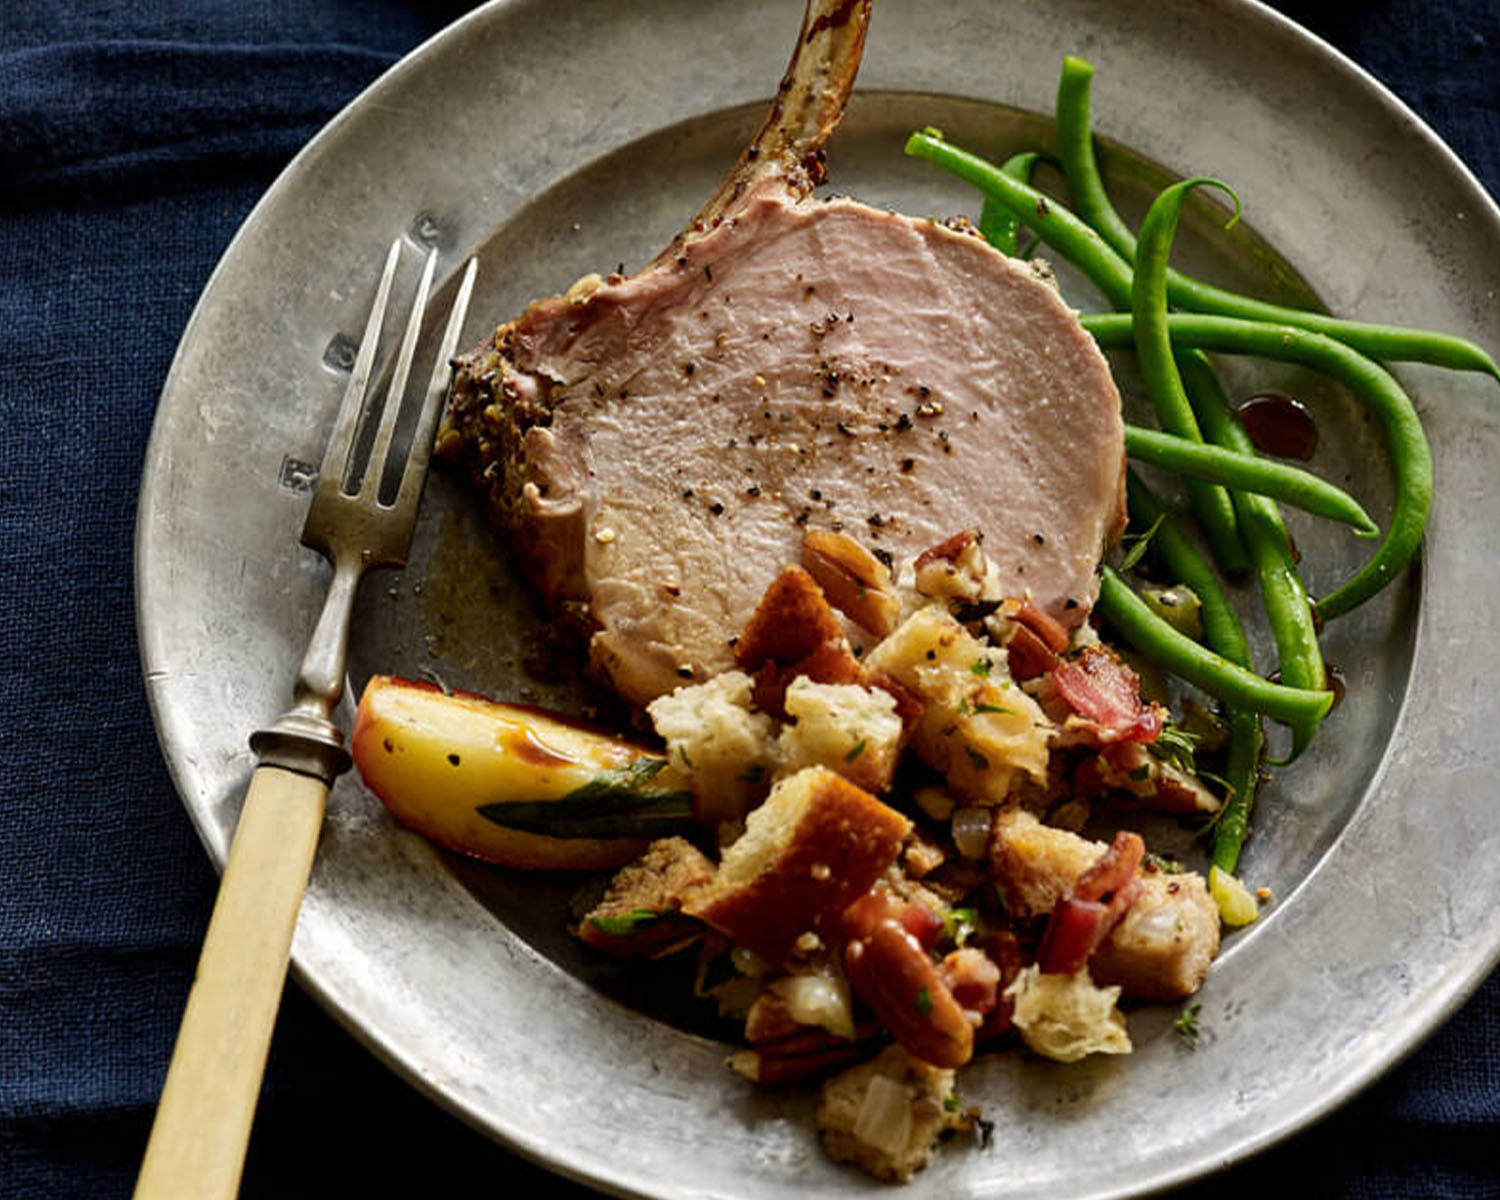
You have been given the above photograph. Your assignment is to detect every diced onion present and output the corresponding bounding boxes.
[951,806,993,860]
[770,972,856,1040]
[914,785,956,823]
[852,1073,912,1156]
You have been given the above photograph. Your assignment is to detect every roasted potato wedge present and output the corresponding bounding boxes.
[352,675,693,870]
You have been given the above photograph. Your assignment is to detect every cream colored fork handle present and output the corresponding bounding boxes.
[134,765,328,1200]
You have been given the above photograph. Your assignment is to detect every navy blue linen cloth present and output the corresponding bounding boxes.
[2,2,1496,1196]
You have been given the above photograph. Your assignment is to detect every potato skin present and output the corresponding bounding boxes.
[352,675,665,870]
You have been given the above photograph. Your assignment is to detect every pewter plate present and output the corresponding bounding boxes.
[135,1,1500,1195]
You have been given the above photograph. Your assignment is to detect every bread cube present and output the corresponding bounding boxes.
[684,766,911,965]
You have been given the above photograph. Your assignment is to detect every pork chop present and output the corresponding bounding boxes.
[440,0,1126,708]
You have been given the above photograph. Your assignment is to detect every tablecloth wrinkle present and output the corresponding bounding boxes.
[2,0,1496,1197]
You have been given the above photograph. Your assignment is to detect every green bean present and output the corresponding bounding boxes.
[1132,178,1251,590]
[1126,424,1376,534]
[1176,353,1327,764]
[1212,709,1265,875]
[1133,173,1331,764]
[1081,312,1432,620]
[979,152,1047,257]
[1127,472,1265,871]
[1096,568,1334,728]
[1135,178,1329,761]
[1054,56,1500,382]
[904,130,1249,572]
[1056,57,1139,258]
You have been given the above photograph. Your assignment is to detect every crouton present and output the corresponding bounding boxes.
[646,670,777,827]
[576,837,716,957]
[818,1045,962,1183]
[1092,869,1220,1001]
[684,766,912,966]
[734,565,845,669]
[990,808,1102,917]
[778,677,903,793]
[865,606,1052,804]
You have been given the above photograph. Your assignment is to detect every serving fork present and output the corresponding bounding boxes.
[135,242,477,1200]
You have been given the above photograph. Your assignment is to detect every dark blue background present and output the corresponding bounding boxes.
[3,2,1496,1196]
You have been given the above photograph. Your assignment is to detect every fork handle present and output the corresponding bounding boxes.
[134,765,328,1200]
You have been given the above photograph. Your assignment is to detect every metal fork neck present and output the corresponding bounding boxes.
[296,555,363,706]
[248,554,364,784]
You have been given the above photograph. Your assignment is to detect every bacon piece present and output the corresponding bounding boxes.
[1036,831,1145,975]
[1036,898,1112,976]
[1050,647,1164,743]
[1075,828,1145,901]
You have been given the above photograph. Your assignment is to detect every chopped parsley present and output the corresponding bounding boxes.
[970,658,993,678]
[845,738,868,763]
[1154,723,1201,775]
[587,908,662,937]
[1174,1003,1203,1049]
[973,702,1013,715]
[914,987,934,1015]
[965,747,990,772]
[1118,512,1165,571]
[942,906,979,947]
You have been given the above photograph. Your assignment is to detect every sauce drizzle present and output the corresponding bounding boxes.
[1235,392,1318,461]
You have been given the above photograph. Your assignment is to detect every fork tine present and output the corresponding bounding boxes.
[393,256,479,517]
[361,246,438,501]
[319,239,402,494]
